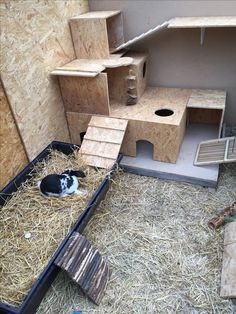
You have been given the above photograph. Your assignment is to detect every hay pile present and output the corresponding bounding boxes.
[37,163,236,313]
[0,149,108,307]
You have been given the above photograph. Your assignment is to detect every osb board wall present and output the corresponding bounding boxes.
[0,82,28,189]
[0,0,89,160]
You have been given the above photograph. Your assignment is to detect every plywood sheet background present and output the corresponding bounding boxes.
[0,82,28,189]
[0,0,88,160]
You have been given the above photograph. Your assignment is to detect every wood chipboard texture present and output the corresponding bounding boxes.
[107,52,148,105]
[70,11,123,59]
[168,16,236,28]
[0,0,89,160]
[79,116,128,168]
[59,74,110,115]
[0,83,28,189]
[220,222,236,298]
[66,112,92,145]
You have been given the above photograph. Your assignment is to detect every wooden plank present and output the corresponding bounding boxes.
[0,82,28,188]
[70,17,109,59]
[82,154,115,169]
[114,21,168,51]
[55,232,111,305]
[71,11,121,19]
[224,221,236,246]
[168,16,236,28]
[221,221,236,298]
[80,140,120,159]
[59,73,110,115]
[54,57,132,73]
[55,59,105,73]
[89,116,128,131]
[84,126,125,144]
[51,70,98,77]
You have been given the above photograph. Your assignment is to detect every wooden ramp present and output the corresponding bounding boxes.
[55,232,111,305]
[194,136,236,166]
[79,116,128,169]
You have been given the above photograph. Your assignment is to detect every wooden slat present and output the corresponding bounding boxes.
[89,116,128,131]
[55,232,111,305]
[187,90,226,109]
[81,154,115,169]
[84,126,125,144]
[194,137,236,166]
[168,16,236,28]
[80,140,120,159]
[72,11,121,19]
[220,222,236,298]
[51,70,98,77]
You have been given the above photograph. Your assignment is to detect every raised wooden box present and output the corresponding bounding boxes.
[106,52,148,105]
[70,11,124,59]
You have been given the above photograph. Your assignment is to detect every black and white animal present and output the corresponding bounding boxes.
[37,170,86,197]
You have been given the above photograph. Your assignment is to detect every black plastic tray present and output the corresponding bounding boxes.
[0,141,121,314]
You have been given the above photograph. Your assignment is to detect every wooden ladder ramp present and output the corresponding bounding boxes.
[194,136,236,166]
[55,232,111,305]
[79,116,128,169]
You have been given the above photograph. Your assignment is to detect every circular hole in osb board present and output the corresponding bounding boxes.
[155,109,174,117]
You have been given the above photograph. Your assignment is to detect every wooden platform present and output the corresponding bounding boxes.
[220,221,236,298]
[120,124,220,187]
[55,232,111,305]
[79,116,128,169]
[168,16,236,28]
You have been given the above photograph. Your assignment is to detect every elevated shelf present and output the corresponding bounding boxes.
[168,16,236,28]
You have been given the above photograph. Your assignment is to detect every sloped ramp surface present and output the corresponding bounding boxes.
[55,232,111,305]
[79,116,128,168]
[194,136,236,166]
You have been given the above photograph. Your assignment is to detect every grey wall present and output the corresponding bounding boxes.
[89,0,236,125]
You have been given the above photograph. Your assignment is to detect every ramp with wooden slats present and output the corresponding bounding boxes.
[55,232,111,305]
[79,116,128,169]
[194,136,236,166]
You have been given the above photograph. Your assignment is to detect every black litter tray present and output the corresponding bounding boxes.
[0,141,121,314]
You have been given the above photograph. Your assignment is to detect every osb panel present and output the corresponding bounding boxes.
[0,0,89,160]
[0,83,28,189]
[120,118,184,164]
[59,73,110,115]
[70,17,109,59]
[66,112,92,145]
[110,87,191,126]
[188,108,222,124]
[107,66,129,104]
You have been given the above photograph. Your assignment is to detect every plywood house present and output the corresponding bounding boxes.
[51,11,235,167]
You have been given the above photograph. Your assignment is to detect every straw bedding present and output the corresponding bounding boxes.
[0,149,108,307]
[37,163,236,313]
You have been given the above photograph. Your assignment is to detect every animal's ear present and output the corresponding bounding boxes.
[62,170,86,178]
[62,169,71,175]
[71,170,86,178]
